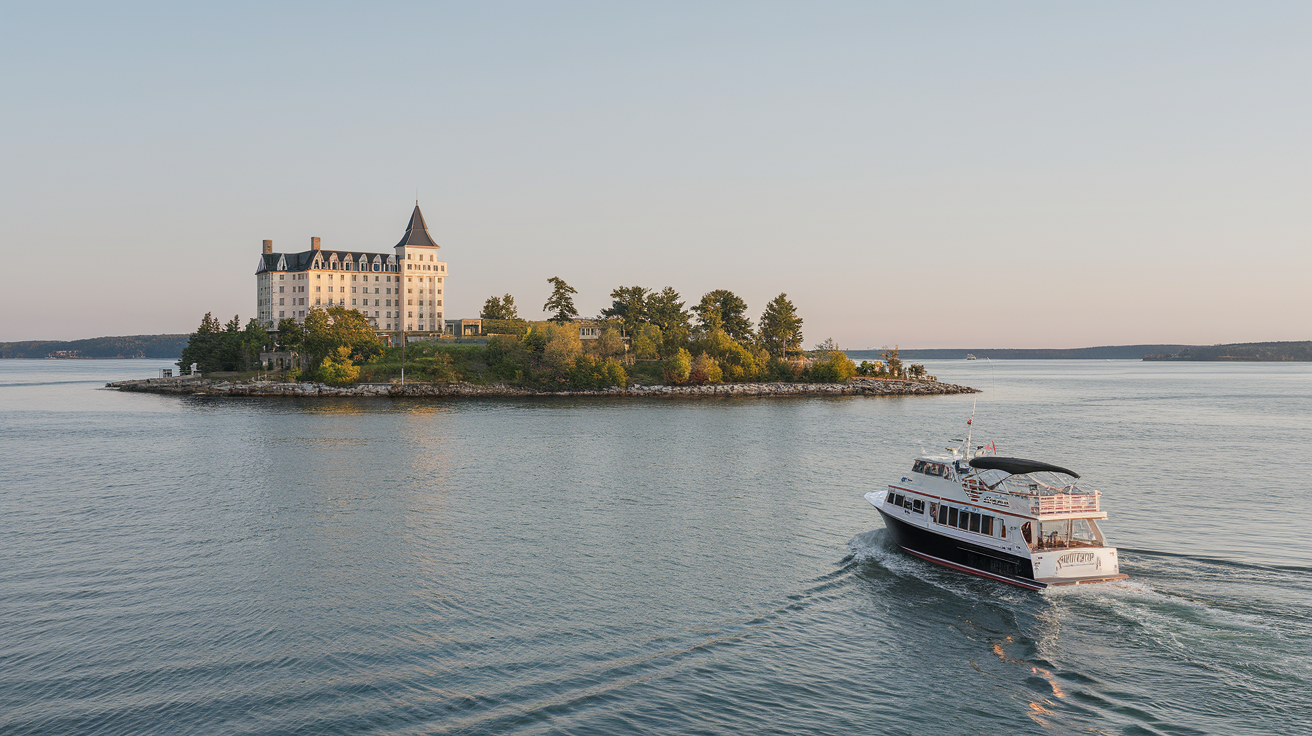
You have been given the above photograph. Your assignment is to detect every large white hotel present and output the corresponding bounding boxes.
[255,205,447,334]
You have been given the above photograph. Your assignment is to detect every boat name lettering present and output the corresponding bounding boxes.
[980,496,1009,508]
[1058,552,1097,567]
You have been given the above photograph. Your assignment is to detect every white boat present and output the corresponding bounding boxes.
[965,354,977,360]
[864,444,1127,589]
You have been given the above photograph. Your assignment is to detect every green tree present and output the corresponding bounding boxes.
[540,321,582,378]
[239,318,270,370]
[303,307,383,367]
[647,287,690,333]
[543,277,579,324]
[178,312,226,373]
[600,286,650,334]
[481,294,519,320]
[696,290,753,341]
[275,318,304,351]
[759,293,803,357]
[631,324,663,360]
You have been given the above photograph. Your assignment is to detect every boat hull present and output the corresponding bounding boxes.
[876,508,1047,590]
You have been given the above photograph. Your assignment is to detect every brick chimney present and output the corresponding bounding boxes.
[263,239,273,255]
[311,237,321,251]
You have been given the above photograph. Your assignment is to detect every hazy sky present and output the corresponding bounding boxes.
[3,2,1309,347]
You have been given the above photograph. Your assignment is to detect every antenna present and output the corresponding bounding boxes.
[963,397,977,458]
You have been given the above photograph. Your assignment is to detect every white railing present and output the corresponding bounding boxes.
[1035,491,1101,515]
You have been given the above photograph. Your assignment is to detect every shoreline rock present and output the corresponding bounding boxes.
[104,376,978,398]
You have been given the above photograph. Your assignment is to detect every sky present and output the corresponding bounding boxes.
[2,2,1309,348]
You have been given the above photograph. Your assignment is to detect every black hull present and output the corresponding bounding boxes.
[877,508,1045,590]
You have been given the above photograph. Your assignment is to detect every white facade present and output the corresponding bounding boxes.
[255,206,447,334]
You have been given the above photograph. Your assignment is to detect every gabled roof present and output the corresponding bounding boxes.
[253,249,394,274]
[395,204,440,248]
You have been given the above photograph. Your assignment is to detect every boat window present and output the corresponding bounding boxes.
[969,513,981,533]
[980,516,993,536]
[1000,522,1006,538]
[1021,522,1033,544]
[948,507,958,527]
[912,499,924,514]
[938,505,948,525]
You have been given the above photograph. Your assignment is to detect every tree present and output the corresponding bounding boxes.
[593,326,626,360]
[178,312,226,373]
[600,286,650,334]
[543,277,579,324]
[481,294,519,320]
[303,307,383,367]
[631,324,663,360]
[275,318,304,351]
[696,290,753,341]
[239,318,270,371]
[882,345,904,379]
[759,293,803,357]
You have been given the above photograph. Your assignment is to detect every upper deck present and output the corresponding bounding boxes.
[906,455,1104,520]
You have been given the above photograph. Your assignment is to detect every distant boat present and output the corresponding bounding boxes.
[966,354,977,361]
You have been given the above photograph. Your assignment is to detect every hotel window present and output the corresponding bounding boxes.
[279,311,284,318]
[408,311,413,318]
[436,300,442,306]
[279,298,284,305]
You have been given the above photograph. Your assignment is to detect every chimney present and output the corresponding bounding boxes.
[311,237,321,251]
[262,239,273,255]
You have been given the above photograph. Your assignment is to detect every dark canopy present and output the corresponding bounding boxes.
[968,456,1079,479]
[395,204,440,248]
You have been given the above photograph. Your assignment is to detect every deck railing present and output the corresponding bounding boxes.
[1034,492,1101,515]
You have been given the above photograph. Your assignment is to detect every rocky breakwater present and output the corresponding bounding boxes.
[106,376,977,398]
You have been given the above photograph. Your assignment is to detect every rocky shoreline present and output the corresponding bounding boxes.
[105,376,978,398]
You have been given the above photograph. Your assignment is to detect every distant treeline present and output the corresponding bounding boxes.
[849,341,1312,361]
[0,335,189,359]
[1142,341,1312,362]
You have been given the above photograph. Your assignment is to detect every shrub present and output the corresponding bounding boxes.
[316,346,360,386]
[663,348,692,384]
[808,350,857,383]
[566,355,629,389]
[689,352,723,384]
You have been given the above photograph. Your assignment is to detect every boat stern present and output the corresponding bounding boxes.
[1031,547,1128,586]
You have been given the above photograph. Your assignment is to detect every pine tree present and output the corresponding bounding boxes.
[696,290,753,341]
[543,277,579,324]
[759,293,803,357]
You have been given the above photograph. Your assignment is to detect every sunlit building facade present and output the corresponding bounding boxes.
[255,205,447,334]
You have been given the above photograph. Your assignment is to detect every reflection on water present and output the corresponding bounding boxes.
[1,359,1309,735]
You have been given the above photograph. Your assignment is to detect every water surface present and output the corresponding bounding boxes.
[2,359,1308,735]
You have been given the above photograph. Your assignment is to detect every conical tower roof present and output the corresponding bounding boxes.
[395,203,440,248]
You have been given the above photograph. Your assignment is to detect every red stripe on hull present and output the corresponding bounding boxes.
[899,546,1047,590]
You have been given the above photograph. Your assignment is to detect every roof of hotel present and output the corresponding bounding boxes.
[395,204,440,249]
[256,250,395,274]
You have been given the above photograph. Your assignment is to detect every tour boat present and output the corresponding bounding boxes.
[865,443,1127,589]
[965,354,977,360]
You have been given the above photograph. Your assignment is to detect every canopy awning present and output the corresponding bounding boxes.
[968,456,1079,479]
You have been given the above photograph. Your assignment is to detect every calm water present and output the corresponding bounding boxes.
[2,359,1310,735]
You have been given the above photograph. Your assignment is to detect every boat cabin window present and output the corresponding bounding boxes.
[1034,519,1103,550]
[888,492,924,514]
[912,460,951,479]
[935,503,999,538]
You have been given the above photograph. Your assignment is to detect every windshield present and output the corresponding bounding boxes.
[971,469,1089,496]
